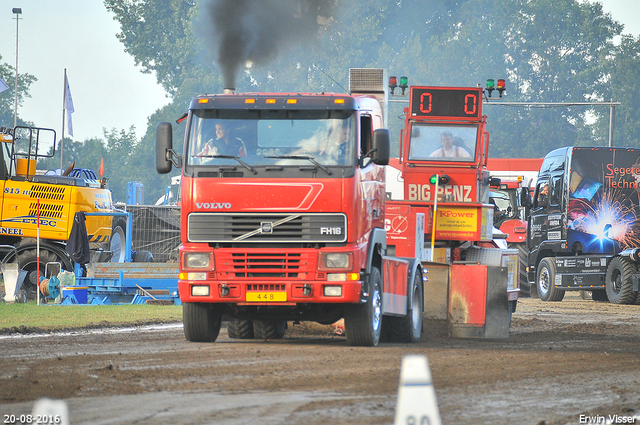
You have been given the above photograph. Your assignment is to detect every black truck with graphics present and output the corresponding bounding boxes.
[528,147,640,304]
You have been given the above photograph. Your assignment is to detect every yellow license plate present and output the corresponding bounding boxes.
[246,292,287,302]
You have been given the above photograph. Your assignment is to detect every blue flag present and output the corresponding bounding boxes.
[64,75,75,137]
[0,77,9,94]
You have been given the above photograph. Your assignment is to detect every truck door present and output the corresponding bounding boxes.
[528,178,550,251]
[528,174,565,252]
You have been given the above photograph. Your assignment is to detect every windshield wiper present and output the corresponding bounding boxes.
[264,155,332,175]
[200,155,257,174]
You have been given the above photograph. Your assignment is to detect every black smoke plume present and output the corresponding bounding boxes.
[198,0,333,89]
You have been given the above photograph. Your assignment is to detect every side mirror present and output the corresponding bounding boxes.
[156,122,174,174]
[371,129,390,166]
[520,187,532,208]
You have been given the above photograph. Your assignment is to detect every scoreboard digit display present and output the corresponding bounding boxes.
[409,87,483,119]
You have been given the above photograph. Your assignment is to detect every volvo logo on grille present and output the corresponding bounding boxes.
[261,222,274,234]
[195,202,232,209]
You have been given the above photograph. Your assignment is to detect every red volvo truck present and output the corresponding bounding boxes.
[156,69,424,346]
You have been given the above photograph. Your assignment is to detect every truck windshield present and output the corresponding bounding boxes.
[186,110,356,169]
[490,189,519,222]
[407,123,478,162]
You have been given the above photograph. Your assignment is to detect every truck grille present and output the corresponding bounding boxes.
[28,202,64,218]
[30,184,67,201]
[216,251,315,279]
[27,185,68,217]
[188,213,347,243]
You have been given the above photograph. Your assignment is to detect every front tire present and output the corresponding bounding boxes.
[605,257,637,304]
[537,257,564,302]
[345,266,383,347]
[110,217,127,263]
[183,302,222,342]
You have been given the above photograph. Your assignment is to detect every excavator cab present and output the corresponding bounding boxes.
[0,130,13,180]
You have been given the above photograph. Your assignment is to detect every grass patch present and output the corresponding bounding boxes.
[0,301,182,334]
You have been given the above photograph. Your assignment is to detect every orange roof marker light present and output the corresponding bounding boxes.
[287,99,297,104]
[266,99,276,104]
[198,98,209,104]
[245,99,256,104]
[334,98,345,104]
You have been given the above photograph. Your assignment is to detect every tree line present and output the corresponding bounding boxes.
[1,0,639,202]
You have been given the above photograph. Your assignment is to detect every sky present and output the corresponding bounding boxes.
[0,0,638,144]
[0,1,169,142]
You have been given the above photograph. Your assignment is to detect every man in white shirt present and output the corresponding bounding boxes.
[430,131,471,158]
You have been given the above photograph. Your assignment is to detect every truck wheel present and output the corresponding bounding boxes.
[536,257,564,302]
[133,250,154,263]
[183,302,222,342]
[227,318,254,339]
[605,257,637,305]
[110,217,127,263]
[508,242,530,297]
[344,266,383,347]
[253,320,287,339]
[382,271,423,343]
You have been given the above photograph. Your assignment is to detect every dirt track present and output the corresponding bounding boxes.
[1,293,640,425]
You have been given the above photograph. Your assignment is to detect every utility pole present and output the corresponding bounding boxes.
[12,7,22,129]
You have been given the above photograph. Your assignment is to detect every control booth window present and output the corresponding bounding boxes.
[408,124,477,162]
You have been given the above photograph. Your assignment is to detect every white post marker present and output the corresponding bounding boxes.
[394,354,442,425]
[32,398,70,425]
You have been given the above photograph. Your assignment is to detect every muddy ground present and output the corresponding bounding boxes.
[1,293,640,425]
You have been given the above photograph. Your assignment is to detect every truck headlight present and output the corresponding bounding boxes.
[184,252,212,269]
[323,285,342,297]
[191,285,210,296]
[318,252,352,270]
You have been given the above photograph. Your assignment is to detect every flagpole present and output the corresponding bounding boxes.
[60,69,66,173]
[36,198,40,306]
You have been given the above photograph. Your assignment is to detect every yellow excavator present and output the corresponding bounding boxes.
[0,126,117,297]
